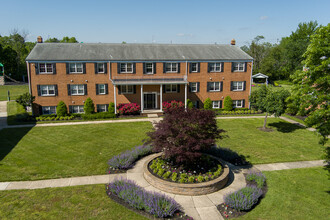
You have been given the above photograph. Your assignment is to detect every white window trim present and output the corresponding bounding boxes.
[69,63,83,74]
[98,84,106,95]
[165,84,178,93]
[233,62,245,72]
[145,63,154,74]
[97,104,107,112]
[233,100,243,108]
[121,85,134,94]
[191,63,198,73]
[209,82,221,92]
[190,82,198,92]
[39,63,53,74]
[233,81,244,91]
[42,106,56,115]
[97,63,105,73]
[209,62,222,72]
[120,63,133,73]
[40,85,55,96]
[71,84,85,96]
[72,105,85,113]
[212,101,221,109]
[165,62,178,73]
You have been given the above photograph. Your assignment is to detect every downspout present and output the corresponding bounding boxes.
[248,60,254,109]
[26,61,33,115]
[185,61,188,109]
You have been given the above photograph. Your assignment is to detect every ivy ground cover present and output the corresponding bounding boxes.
[217,118,327,164]
[0,122,152,181]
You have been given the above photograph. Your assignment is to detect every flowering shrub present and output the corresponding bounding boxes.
[162,100,184,112]
[107,179,181,217]
[224,186,263,211]
[108,145,152,170]
[246,171,266,188]
[117,103,140,115]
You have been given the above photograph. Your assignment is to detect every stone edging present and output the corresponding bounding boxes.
[143,153,229,196]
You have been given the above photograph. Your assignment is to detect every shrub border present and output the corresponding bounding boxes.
[143,153,230,196]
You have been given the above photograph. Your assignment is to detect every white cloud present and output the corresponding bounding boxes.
[260,16,268,20]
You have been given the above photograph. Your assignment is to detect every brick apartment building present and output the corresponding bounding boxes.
[26,37,253,115]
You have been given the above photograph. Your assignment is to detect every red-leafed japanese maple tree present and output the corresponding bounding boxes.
[146,107,225,167]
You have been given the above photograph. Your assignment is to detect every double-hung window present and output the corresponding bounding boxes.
[209,63,222,72]
[40,85,55,96]
[98,84,106,94]
[233,100,243,108]
[208,82,221,92]
[145,63,154,74]
[71,84,85,95]
[97,104,107,112]
[165,63,178,73]
[71,105,84,113]
[120,63,133,73]
[212,101,221,109]
[232,81,244,91]
[191,63,198,72]
[69,63,83,73]
[120,85,134,94]
[42,106,56,115]
[190,82,198,92]
[97,63,105,73]
[233,62,245,72]
[165,84,178,93]
[39,63,53,74]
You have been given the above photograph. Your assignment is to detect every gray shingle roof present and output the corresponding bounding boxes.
[26,43,253,61]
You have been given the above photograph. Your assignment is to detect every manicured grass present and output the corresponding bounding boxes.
[283,113,307,126]
[0,185,147,220]
[0,122,152,181]
[216,113,266,117]
[239,167,330,219]
[217,118,327,164]
[6,101,34,125]
[251,84,292,92]
[0,85,29,101]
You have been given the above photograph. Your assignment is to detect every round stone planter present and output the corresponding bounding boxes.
[143,153,230,196]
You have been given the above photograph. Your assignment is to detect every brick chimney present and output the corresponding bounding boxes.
[37,36,43,43]
[231,39,236,45]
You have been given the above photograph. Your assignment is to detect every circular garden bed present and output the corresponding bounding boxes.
[144,153,229,196]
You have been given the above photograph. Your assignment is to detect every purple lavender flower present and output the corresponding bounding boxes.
[224,186,263,211]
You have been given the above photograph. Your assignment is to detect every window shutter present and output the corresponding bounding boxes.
[94,63,98,74]
[84,84,87,95]
[104,63,108,74]
[220,100,223,108]
[67,84,71,95]
[66,63,69,74]
[207,82,210,92]
[55,85,58,96]
[189,63,192,73]
[153,63,157,74]
[133,63,136,73]
[105,84,109,94]
[231,62,235,72]
[221,62,224,72]
[177,84,180,93]
[242,99,245,107]
[143,63,146,74]
[118,85,121,94]
[189,83,192,92]
[83,63,86,74]
[53,64,57,74]
[196,101,199,109]
[106,104,109,112]
[230,81,233,91]
[163,63,166,73]
[163,85,166,93]
[69,105,73,113]
[207,63,210,72]
[244,62,247,72]
[117,63,121,73]
[220,82,223,92]
[96,104,100,112]
[197,62,200,72]
[37,85,41,96]
[96,84,99,95]
[243,81,246,91]
[197,82,200,92]
[35,63,39,75]
[39,105,42,115]
[133,85,136,94]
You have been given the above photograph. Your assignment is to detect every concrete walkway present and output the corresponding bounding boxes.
[0,158,325,220]
[0,101,7,129]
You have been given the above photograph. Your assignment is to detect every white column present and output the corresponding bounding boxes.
[114,85,117,114]
[141,84,144,113]
[184,83,187,109]
[160,84,163,111]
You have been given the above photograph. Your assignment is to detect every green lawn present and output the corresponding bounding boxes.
[6,101,33,125]
[0,122,152,181]
[239,167,330,220]
[0,85,29,101]
[217,118,326,164]
[0,185,147,220]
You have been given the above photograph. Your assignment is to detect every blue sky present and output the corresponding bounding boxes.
[0,0,329,46]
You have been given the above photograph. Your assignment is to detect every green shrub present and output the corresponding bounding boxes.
[204,176,209,181]
[157,168,165,176]
[186,99,194,109]
[197,175,204,183]
[179,178,186,183]
[171,173,178,182]
[56,101,67,117]
[203,98,212,110]
[188,176,195,183]
[224,96,233,111]
[81,112,116,120]
[162,171,172,179]
[153,168,158,174]
[84,97,95,114]
[108,102,115,114]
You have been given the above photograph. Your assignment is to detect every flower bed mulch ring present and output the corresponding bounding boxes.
[105,185,194,220]
[217,174,268,219]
